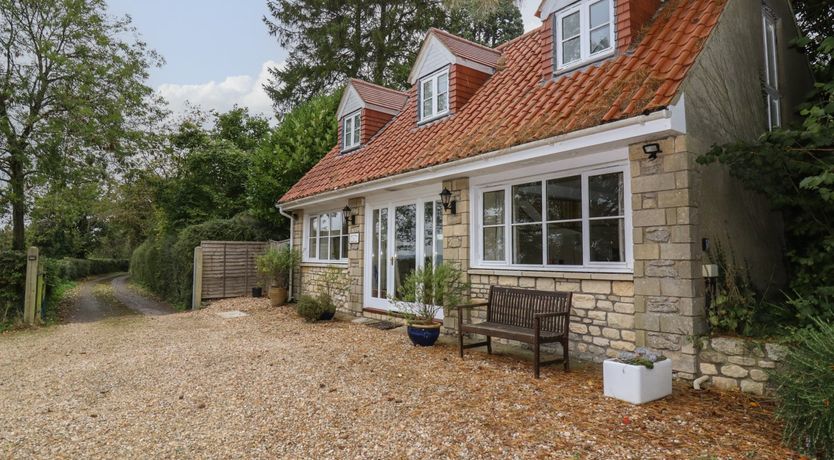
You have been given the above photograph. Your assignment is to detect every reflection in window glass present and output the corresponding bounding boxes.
[435,201,444,266]
[437,73,448,113]
[547,222,583,265]
[590,218,624,262]
[547,176,581,220]
[512,182,542,223]
[513,224,543,265]
[309,217,318,259]
[589,172,623,218]
[483,227,505,261]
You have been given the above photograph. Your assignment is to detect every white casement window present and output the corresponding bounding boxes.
[476,166,630,271]
[306,211,349,263]
[555,0,615,71]
[342,111,361,150]
[419,69,449,122]
[762,10,781,130]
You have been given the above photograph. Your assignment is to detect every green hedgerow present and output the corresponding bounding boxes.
[771,318,834,459]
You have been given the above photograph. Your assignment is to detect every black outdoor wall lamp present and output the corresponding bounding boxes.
[642,142,662,160]
[440,187,457,214]
[342,205,356,226]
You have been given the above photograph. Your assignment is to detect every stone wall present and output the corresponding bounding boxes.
[697,336,787,396]
[467,270,637,362]
[345,197,365,315]
[441,177,470,333]
[298,264,351,312]
[630,135,707,379]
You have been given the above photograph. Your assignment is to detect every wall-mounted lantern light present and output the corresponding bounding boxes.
[342,205,356,226]
[642,142,662,160]
[440,187,456,214]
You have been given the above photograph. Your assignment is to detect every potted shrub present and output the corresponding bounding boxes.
[296,295,323,322]
[256,246,300,307]
[603,347,672,404]
[392,263,468,347]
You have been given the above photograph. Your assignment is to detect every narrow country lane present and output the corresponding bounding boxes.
[64,274,174,323]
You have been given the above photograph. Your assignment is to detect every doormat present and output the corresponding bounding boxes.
[367,320,402,330]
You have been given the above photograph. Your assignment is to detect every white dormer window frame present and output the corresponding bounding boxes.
[762,8,781,130]
[418,68,450,123]
[342,111,361,151]
[554,0,616,72]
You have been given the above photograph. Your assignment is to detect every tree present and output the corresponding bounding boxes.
[212,106,271,152]
[793,0,834,72]
[0,0,163,250]
[447,0,524,47]
[262,0,523,111]
[247,91,340,234]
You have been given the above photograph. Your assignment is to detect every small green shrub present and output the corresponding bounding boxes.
[392,263,469,324]
[296,295,322,322]
[707,243,767,336]
[318,293,336,317]
[256,246,300,289]
[771,318,834,459]
[0,251,27,324]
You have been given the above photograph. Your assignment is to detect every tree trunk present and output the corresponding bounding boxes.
[9,152,25,251]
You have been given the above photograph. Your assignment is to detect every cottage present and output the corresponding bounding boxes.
[277,0,812,378]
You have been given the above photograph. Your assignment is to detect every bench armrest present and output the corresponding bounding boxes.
[455,301,488,310]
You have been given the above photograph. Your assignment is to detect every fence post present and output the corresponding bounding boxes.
[23,247,39,325]
[192,246,203,310]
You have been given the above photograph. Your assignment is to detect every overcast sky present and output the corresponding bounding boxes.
[107,0,542,120]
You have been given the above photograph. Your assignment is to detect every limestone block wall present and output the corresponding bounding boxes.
[345,197,365,316]
[630,135,707,379]
[697,336,787,396]
[441,177,470,332]
[466,271,637,362]
[298,264,351,312]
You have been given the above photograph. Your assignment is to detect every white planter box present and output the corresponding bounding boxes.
[603,358,672,404]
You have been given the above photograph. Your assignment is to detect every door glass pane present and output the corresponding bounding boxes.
[513,224,543,265]
[424,201,434,267]
[483,227,505,261]
[394,204,416,298]
[547,222,583,265]
[341,213,349,259]
[590,218,625,262]
[512,182,542,223]
[319,213,330,260]
[483,190,505,225]
[434,201,443,266]
[380,208,388,298]
[590,0,609,28]
[589,172,623,217]
[590,25,610,54]
[546,176,581,221]
[372,210,379,297]
[330,212,341,260]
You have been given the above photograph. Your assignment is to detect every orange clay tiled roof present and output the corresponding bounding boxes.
[429,28,503,68]
[280,0,726,204]
[349,78,408,112]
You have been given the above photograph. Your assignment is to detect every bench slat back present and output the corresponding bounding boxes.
[488,286,571,334]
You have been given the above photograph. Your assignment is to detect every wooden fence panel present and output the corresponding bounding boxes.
[199,241,272,300]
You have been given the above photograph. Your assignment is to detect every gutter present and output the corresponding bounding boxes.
[281,100,685,210]
[277,204,295,302]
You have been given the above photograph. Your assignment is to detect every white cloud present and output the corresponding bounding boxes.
[521,0,542,32]
[157,60,283,121]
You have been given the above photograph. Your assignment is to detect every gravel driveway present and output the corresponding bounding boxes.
[64,274,174,323]
[0,298,795,459]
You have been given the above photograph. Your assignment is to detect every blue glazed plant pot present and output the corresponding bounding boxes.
[407,323,441,346]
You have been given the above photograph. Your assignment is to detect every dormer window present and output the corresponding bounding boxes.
[343,111,361,151]
[555,0,614,71]
[419,69,449,122]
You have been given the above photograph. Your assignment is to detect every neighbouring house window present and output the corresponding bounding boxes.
[343,111,361,150]
[419,69,449,122]
[762,10,781,130]
[307,211,348,262]
[555,0,614,70]
[477,168,628,269]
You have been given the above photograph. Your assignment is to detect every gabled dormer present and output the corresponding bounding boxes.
[336,79,408,153]
[536,0,661,79]
[409,28,501,124]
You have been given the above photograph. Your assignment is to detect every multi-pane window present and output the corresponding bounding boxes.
[343,111,361,150]
[307,211,349,262]
[555,0,614,70]
[479,169,627,268]
[419,69,449,122]
[762,10,780,130]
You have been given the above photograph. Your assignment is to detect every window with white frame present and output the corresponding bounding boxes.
[478,167,628,269]
[307,211,348,262]
[419,69,449,122]
[342,111,361,150]
[762,10,781,130]
[555,0,615,70]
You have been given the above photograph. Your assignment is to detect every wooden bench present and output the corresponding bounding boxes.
[455,286,572,378]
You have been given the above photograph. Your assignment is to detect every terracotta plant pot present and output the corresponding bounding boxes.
[269,287,288,307]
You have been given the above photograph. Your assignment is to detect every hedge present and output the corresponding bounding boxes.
[0,251,128,326]
[130,213,275,309]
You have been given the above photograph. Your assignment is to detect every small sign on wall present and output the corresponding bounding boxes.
[349,233,360,244]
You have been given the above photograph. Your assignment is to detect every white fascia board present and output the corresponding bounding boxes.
[280,101,687,211]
